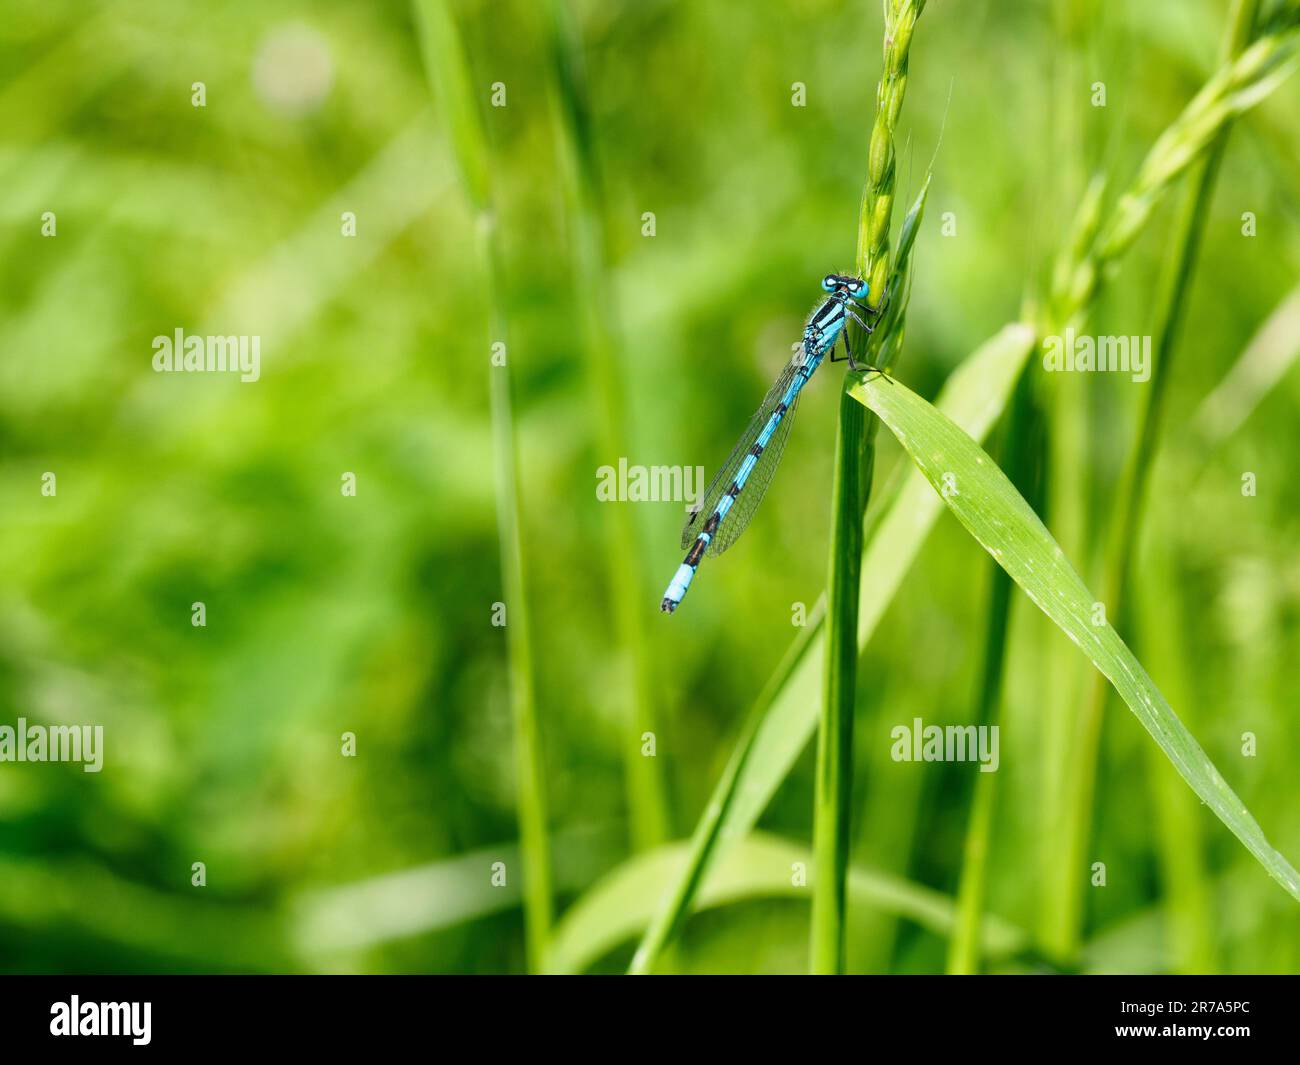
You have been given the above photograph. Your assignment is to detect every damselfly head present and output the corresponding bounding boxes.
[821,274,868,300]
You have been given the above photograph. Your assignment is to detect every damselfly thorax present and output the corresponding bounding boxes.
[802,274,878,365]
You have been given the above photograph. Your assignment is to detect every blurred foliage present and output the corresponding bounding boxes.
[1,0,1298,973]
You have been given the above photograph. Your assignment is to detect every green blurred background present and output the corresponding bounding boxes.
[1,0,1298,973]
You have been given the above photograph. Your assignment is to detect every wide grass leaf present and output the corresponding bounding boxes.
[550,832,1026,974]
[851,374,1300,904]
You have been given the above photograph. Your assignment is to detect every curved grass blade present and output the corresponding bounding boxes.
[549,832,1027,974]
[1189,279,1300,449]
[627,323,1036,973]
[289,827,618,963]
[851,374,1300,905]
[414,0,552,969]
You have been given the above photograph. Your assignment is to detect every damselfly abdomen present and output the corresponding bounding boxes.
[660,274,881,614]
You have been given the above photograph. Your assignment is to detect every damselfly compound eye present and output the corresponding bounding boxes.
[821,274,838,292]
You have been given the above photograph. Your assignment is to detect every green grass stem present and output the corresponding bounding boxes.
[412,0,554,969]
[809,0,927,973]
[543,0,671,851]
[810,382,870,973]
[947,372,1045,974]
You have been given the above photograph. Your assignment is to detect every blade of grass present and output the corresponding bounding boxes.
[851,374,1300,906]
[1052,0,1264,963]
[0,856,289,972]
[1036,182,1107,966]
[290,826,618,960]
[627,322,1035,973]
[1037,176,1107,951]
[414,0,553,969]
[1189,279,1300,450]
[543,0,670,851]
[553,832,1027,974]
[484,264,553,972]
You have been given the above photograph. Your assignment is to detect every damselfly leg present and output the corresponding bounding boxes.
[828,293,890,376]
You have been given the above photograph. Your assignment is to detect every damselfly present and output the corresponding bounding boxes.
[660,274,884,614]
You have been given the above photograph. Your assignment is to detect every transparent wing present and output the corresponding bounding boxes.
[680,356,804,555]
[706,384,800,556]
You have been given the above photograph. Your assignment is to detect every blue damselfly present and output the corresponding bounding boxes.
[660,274,883,614]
